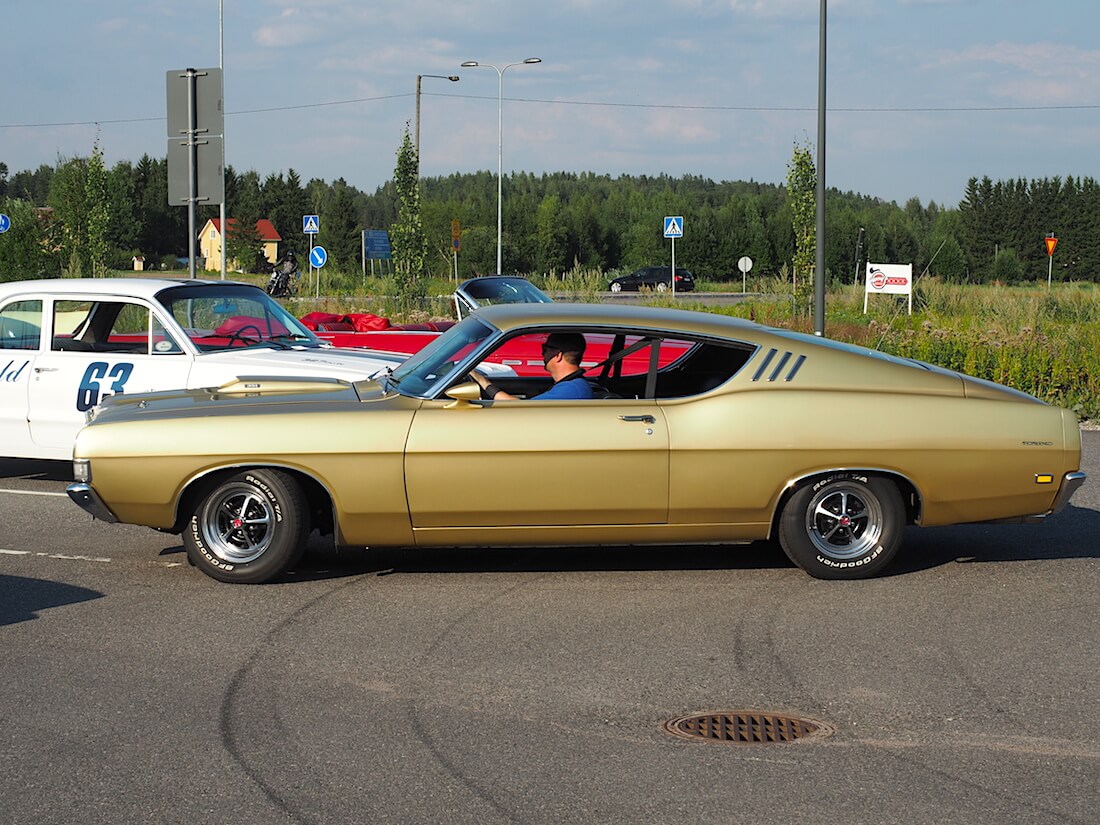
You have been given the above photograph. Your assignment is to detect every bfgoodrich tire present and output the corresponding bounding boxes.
[183,469,309,584]
[777,473,905,580]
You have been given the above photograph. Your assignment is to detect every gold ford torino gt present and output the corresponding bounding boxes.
[67,303,1086,583]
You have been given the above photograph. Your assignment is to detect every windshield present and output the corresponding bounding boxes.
[389,315,497,397]
[158,284,323,353]
[458,277,553,306]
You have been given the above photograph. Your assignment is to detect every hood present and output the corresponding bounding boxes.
[86,375,388,426]
[196,345,404,382]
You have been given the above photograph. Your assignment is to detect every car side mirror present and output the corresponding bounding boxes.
[443,380,483,408]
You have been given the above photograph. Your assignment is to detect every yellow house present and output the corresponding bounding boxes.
[198,218,283,272]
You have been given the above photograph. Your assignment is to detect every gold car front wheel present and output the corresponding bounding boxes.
[183,469,308,584]
[777,473,905,580]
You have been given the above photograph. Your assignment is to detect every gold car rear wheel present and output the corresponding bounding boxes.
[777,473,904,580]
[183,469,308,584]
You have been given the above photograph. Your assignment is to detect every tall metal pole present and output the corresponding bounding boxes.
[814,0,827,336]
[219,0,226,280]
[416,74,422,173]
[414,74,459,179]
[461,59,541,275]
[186,68,198,280]
[495,67,503,275]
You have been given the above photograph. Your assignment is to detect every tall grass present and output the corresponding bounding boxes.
[709,278,1100,422]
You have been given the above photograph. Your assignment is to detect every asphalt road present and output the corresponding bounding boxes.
[1,434,1097,825]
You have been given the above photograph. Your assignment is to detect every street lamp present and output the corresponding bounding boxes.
[460,57,541,275]
[415,74,460,178]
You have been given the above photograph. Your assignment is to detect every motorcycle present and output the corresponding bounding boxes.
[265,262,300,298]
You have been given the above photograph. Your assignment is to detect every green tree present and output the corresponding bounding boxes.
[85,139,109,277]
[48,155,90,277]
[324,178,360,268]
[992,247,1024,283]
[0,197,57,280]
[391,129,426,299]
[224,220,266,273]
[786,142,816,302]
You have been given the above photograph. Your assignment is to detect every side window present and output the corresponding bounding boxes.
[0,300,43,350]
[653,340,754,398]
[102,303,151,353]
[597,336,752,399]
[50,300,181,354]
[102,302,182,354]
[51,301,95,351]
[151,314,184,354]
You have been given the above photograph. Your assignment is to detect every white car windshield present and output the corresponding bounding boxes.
[158,285,322,352]
[389,315,497,397]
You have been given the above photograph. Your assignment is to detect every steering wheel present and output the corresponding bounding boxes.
[225,324,263,346]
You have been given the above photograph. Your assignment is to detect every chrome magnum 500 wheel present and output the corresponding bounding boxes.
[183,469,308,584]
[777,473,904,579]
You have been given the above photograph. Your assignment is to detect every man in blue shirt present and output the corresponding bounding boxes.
[472,332,593,400]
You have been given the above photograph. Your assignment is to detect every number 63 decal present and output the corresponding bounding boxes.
[77,361,134,411]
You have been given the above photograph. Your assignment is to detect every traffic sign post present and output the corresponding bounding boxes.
[451,220,461,283]
[1045,233,1058,287]
[303,215,320,294]
[166,67,224,279]
[737,255,754,294]
[663,216,684,296]
[309,245,328,298]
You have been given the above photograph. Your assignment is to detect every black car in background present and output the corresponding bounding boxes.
[609,266,695,293]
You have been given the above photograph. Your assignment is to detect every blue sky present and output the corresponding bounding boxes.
[2,0,1098,207]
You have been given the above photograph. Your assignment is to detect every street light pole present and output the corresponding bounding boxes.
[461,57,541,275]
[814,0,827,336]
[414,74,459,178]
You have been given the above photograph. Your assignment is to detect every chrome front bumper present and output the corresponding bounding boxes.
[66,483,119,524]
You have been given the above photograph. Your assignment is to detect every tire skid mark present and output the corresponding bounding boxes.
[218,574,371,825]
[871,739,1095,825]
[938,594,1034,734]
[402,574,548,825]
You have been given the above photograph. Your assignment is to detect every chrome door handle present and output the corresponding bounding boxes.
[618,414,655,424]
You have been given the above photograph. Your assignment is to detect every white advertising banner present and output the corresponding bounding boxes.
[864,262,913,314]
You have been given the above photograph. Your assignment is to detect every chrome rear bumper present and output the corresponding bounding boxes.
[66,483,119,524]
[1050,471,1088,516]
[982,470,1088,525]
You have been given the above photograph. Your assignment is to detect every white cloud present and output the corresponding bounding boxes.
[930,41,1100,103]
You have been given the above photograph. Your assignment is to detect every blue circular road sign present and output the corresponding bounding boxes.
[0,214,11,233]
[309,246,328,268]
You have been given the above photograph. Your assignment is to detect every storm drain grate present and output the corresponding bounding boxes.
[663,712,831,744]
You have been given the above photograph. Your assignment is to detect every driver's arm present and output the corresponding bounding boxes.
[470,369,517,401]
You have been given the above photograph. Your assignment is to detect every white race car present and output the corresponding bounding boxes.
[0,278,408,460]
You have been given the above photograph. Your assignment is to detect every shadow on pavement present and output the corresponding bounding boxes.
[283,540,796,583]
[0,574,105,626]
[285,501,1099,584]
[0,459,71,483]
[891,501,1100,575]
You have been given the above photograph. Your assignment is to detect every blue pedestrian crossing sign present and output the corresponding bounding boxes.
[309,246,328,268]
[303,215,320,234]
[663,215,683,238]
